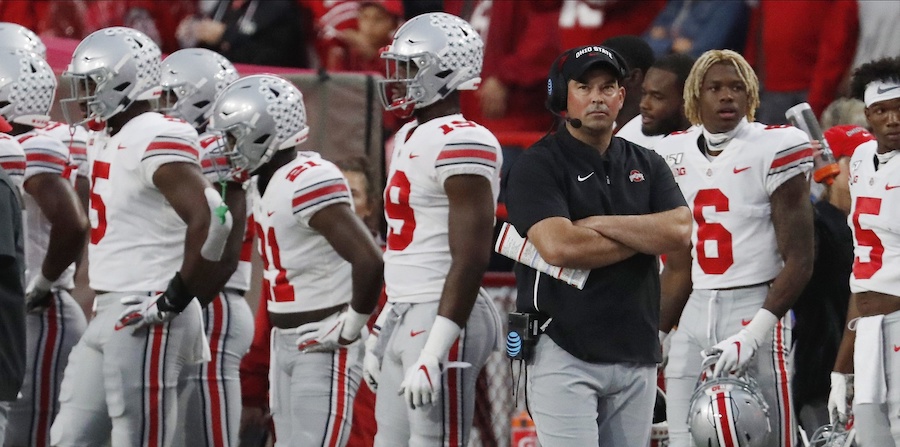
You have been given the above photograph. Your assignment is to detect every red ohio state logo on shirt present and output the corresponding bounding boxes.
[629,170,645,182]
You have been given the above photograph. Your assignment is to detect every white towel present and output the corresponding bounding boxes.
[854,314,887,405]
[494,222,589,289]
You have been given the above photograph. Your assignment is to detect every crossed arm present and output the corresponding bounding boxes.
[527,206,691,271]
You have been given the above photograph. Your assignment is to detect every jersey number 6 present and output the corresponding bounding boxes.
[693,188,734,274]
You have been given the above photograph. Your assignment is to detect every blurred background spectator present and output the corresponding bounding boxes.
[320,1,403,73]
[446,0,559,134]
[644,0,748,59]
[178,0,313,68]
[820,97,868,130]
[808,0,900,117]
[745,0,833,125]
[557,0,665,51]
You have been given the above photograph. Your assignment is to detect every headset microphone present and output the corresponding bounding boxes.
[549,109,582,128]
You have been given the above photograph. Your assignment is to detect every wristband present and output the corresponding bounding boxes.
[32,272,54,291]
[744,308,779,342]
[422,316,462,360]
[164,272,194,312]
[340,307,371,340]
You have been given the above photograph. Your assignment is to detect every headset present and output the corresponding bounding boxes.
[545,45,629,119]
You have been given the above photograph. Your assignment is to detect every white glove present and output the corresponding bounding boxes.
[828,372,853,424]
[363,329,381,392]
[296,308,369,353]
[25,272,54,313]
[706,309,778,377]
[400,351,442,409]
[706,329,760,377]
[116,294,180,333]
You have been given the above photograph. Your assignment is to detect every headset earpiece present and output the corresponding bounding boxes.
[546,50,572,115]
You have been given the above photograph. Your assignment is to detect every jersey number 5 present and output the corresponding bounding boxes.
[851,197,883,279]
[89,160,110,244]
[384,170,415,251]
[694,189,734,274]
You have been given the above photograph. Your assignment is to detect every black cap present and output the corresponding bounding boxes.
[561,45,626,83]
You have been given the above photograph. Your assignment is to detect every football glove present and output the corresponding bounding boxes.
[705,329,760,377]
[116,294,180,333]
[115,272,193,333]
[296,308,369,353]
[25,272,54,313]
[400,351,442,409]
[828,372,853,424]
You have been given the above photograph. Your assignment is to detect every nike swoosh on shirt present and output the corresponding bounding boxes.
[894,345,900,353]
[741,319,752,326]
[267,211,275,217]
[877,85,900,94]
[410,329,426,337]
[577,172,594,182]
[733,166,751,174]
[886,184,900,190]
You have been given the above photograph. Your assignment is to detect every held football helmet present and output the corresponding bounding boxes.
[0,22,46,58]
[379,12,482,114]
[809,422,856,447]
[61,27,161,125]
[160,48,238,129]
[0,50,57,127]
[207,75,309,175]
[688,355,771,447]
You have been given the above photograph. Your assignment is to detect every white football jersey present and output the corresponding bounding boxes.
[39,121,89,179]
[654,122,812,289]
[616,115,665,150]
[0,133,25,193]
[199,132,252,292]
[848,141,900,295]
[18,130,77,290]
[88,112,202,292]
[251,152,354,314]
[383,114,502,303]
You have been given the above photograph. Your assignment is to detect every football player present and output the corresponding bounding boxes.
[0,49,90,447]
[655,49,815,447]
[828,56,900,447]
[0,22,91,211]
[49,27,238,446]
[159,48,255,447]
[366,12,502,446]
[209,74,383,446]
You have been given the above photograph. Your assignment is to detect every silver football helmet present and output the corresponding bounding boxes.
[688,355,771,447]
[0,50,57,127]
[61,27,161,125]
[809,423,856,447]
[160,48,238,129]
[0,22,46,59]
[207,75,309,175]
[379,12,482,113]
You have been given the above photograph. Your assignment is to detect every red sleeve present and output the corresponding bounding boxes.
[808,0,859,117]
[240,286,272,409]
[481,1,560,87]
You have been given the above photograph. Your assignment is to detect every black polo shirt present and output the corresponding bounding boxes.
[505,125,686,365]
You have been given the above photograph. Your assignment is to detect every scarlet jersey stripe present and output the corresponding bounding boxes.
[0,157,26,175]
[326,349,350,447]
[445,338,462,446]
[205,296,228,447]
[143,138,200,161]
[773,320,794,447]
[34,296,62,447]
[291,180,350,214]
[770,146,813,170]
